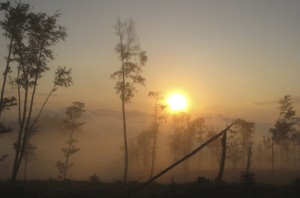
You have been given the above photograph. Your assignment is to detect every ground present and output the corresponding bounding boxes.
[0,178,300,198]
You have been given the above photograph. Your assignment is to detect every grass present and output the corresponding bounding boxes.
[0,178,299,198]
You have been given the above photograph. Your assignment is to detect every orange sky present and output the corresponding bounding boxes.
[1,0,300,124]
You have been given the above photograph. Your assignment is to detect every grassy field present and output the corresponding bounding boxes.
[0,178,300,198]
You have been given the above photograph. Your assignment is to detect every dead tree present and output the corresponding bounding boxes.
[215,129,227,182]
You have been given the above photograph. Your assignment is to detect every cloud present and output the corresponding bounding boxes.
[252,96,300,106]
[252,100,277,106]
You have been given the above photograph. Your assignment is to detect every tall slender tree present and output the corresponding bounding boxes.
[56,101,85,180]
[111,18,147,182]
[7,7,70,183]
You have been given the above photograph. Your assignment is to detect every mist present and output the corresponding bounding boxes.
[1,107,299,184]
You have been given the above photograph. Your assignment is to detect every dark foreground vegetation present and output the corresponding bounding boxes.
[0,178,300,198]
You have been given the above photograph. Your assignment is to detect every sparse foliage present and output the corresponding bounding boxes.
[269,95,299,170]
[111,17,147,182]
[0,1,70,183]
[57,101,85,180]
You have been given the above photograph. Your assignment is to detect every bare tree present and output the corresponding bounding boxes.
[111,18,147,182]
[56,102,85,180]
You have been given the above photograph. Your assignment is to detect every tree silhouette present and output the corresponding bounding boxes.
[227,128,242,173]
[23,142,37,181]
[111,18,147,182]
[0,1,23,117]
[240,146,256,186]
[0,0,23,164]
[56,101,85,180]
[148,91,166,178]
[168,112,187,163]
[183,115,205,173]
[4,3,70,183]
[233,119,255,169]
[206,126,222,169]
[168,113,205,173]
[269,95,298,170]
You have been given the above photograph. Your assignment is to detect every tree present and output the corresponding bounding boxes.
[0,0,24,117]
[233,119,255,169]
[206,126,222,169]
[227,128,242,172]
[168,112,187,163]
[56,101,85,180]
[269,95,298,170]
[168,113,205,173]
[240,146,256,186]
[148,91,166,178]
[0,0,24,164]
[183,115,205,172]
[126,129,153,178]
[111,18,147,182]
[7,5,70,183]
[23,142,37,181]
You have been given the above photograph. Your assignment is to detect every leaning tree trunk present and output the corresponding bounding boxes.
[123,124,234,197]
[215,129,227,182]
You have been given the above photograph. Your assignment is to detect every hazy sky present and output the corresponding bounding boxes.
[1,0,300,122]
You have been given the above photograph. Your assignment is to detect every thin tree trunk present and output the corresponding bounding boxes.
[11,39,29,184]
[14,74,38,181]
[150,104,157,178]
[271,138,274,177]
[246,147,251,174]
[11,83,29,184]
[122,98,128,183]
[121,57,128,183]
[12,38,46,183]
[150,128,157,178]
[0,38,13,117]
[23,154,27,181]
[63,124,75,180]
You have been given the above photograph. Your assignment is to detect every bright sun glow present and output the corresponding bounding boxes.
[167,93,187,112]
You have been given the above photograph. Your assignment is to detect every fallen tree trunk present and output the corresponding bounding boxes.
[123,123,234,197]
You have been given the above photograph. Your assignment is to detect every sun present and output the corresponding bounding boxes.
[167,93,188,112]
